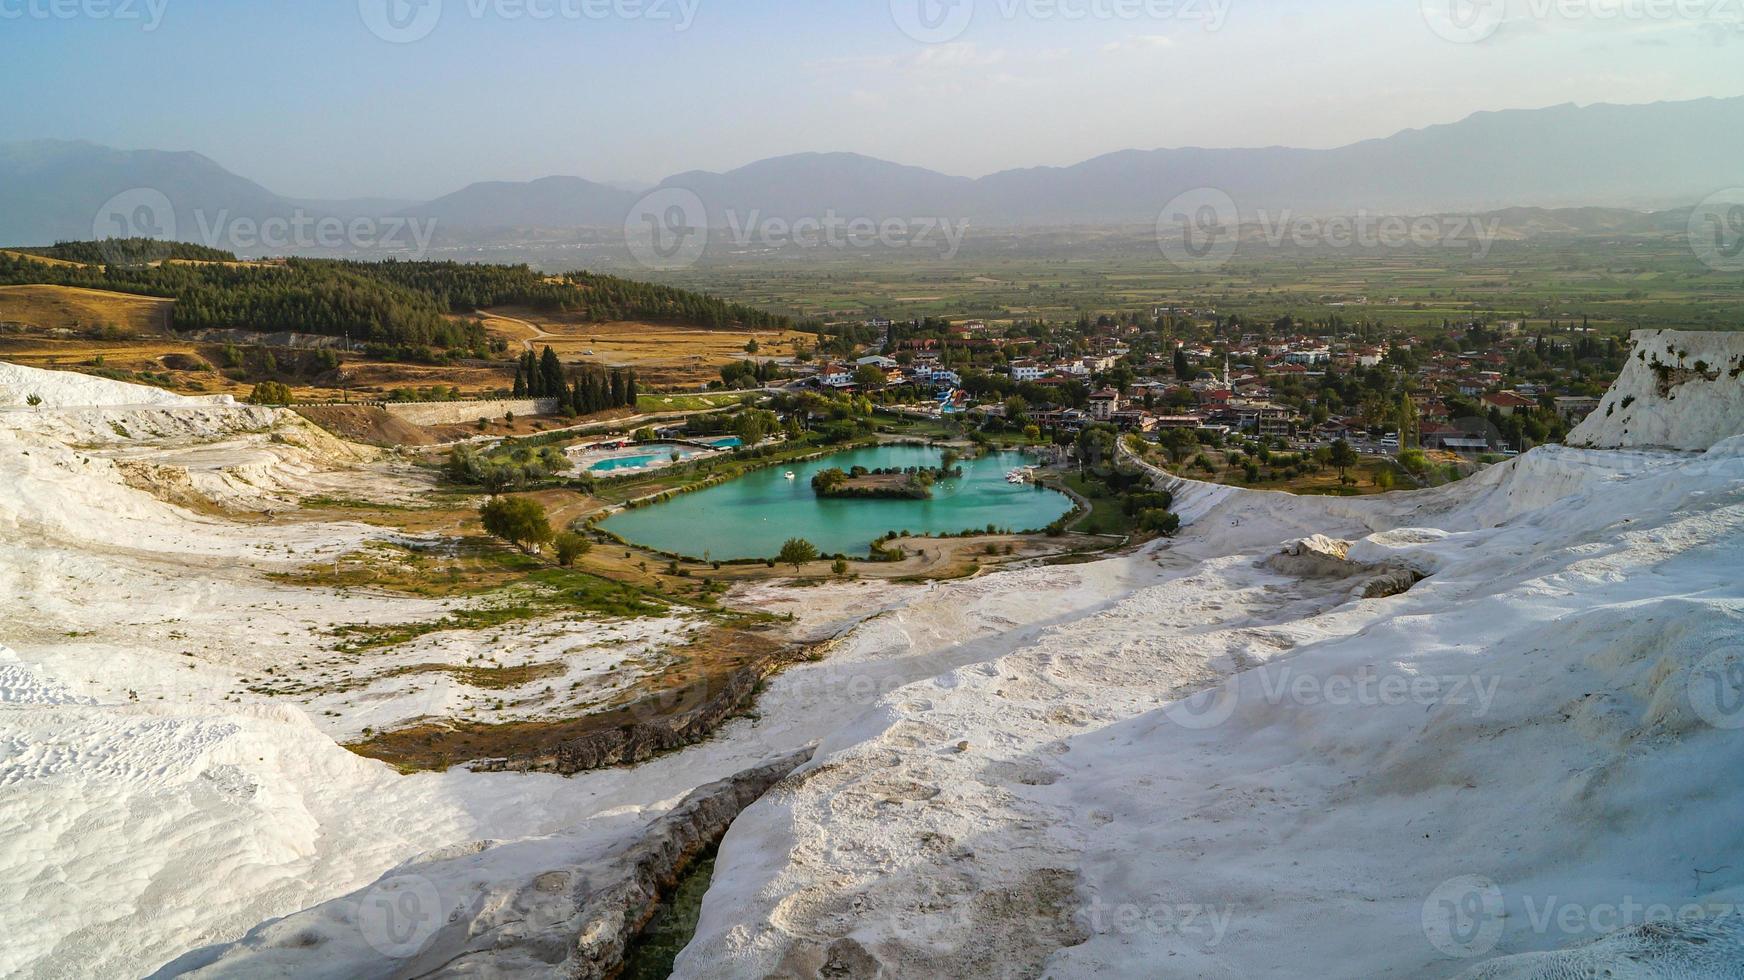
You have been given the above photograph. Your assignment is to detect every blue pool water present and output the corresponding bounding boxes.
[590,445,700,472]
[602,445,1072,560]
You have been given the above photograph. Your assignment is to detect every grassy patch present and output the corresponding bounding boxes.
[344,625,787,772]
[1057,473,1138,537]
[396,660,570,690]
[329,571,667,652]
[636,391,756,413]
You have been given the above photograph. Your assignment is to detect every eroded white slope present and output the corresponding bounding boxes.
[0,363,1172,978]
[139,545,1173,978]
[680,439,1744,978]
[0,376,626,979]
[0,649,631,980]
[0,360,230,408]
[1568,329,1744,451]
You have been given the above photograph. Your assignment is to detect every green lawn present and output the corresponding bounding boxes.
[636,392,757,413]
[1058,473,1138,537]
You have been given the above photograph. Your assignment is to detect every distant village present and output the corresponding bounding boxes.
[766,310,1623,459]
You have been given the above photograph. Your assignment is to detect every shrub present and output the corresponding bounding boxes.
[246,381,294,405]
[553,532,592,567]
[1139,509,1182,536]
[1398,449,1431,475]
[778,538,819,570]
[479,496,553,553]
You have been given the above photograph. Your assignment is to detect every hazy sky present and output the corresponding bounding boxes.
[5,0,1742,199]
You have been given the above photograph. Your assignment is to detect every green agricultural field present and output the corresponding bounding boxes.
[647,235,1744,335]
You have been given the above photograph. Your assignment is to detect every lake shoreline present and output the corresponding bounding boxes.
[599,444,1073,562]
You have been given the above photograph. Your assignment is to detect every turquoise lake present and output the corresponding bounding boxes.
[600,445,1073,560]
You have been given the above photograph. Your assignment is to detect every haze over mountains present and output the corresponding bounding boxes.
[3,97,1739,247]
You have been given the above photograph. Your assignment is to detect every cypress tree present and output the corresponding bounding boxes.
[540,347,563,399]
[520,351,540,397]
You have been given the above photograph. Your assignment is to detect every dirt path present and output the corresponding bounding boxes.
[478,310,552,352]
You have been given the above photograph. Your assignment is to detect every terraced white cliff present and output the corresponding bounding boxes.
[672,337,1744,978]
[1568,329,1744,451]
[3,340,1742,979]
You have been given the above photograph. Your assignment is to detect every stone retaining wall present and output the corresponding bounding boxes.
[380,398,559,426]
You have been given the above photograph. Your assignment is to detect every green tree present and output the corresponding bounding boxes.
[246,381,294,405]
[854,363,889,389]
[732,409,777,446]
[831,557,849,577]
[480,496,553,553]
[1328,439,1360,483]
[1140,509,1182,536]
[1076,424,1119,472]
[539,346,564,398]
[553,532,592,567]
[778,537,819,570]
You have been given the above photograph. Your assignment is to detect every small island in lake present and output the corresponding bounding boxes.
[811,464,965,500]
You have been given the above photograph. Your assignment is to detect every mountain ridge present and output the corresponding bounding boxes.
[3,96,1739,244]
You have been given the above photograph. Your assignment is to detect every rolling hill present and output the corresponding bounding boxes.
[4,97,1739,245]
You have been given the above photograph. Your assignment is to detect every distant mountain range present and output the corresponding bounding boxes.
[3,97,1739,247]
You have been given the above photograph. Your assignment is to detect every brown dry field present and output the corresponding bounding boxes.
[0,250,88,269]
[0,285,804,401]
[0,284,174,334]
[480,307,813,387]
[0,327,520,403]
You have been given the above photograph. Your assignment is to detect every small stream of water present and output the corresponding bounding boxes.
[618,850,718,979]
